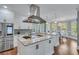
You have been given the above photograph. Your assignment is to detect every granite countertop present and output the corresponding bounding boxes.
[17,33,57,46]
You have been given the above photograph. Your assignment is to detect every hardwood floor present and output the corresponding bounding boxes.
[0,47,17,55]
[53,37,78,55]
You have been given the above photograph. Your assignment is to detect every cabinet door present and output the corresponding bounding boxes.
[44,39,55,55]
[44,40,51,55]
[23,41,46,55]
[4,37,13,50]
[35,41,45,55]
[18,41,36,55]
[21,45,35,55]
[4,40,10,50]
[0,37,5,52]
[53,36,59,46]
[0,41,3,51]
[49,38,55,54]
[14,36,18,47]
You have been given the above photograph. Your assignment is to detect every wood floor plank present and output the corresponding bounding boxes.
[0,47,17,55]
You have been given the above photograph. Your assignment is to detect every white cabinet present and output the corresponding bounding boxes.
[0,41,5,51]
[18,42,36,55]
[18,35,59,55]
[0,37,4,51]
[4,38,13,51]
[53,36,59,46]
[35,41,45,55]
[14,36,18,47]
[44,40,51,55]
[44,38,55,55]
[18,41,45,55]
[21,45,36,55]
[0,40,3,51]
[4,41,10,50]
[49,38,55,54]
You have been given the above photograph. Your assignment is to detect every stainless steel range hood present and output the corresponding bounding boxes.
[23,15,46,23]
[23,4,46,23]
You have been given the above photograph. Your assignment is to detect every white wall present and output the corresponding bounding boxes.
[0,8,14,23]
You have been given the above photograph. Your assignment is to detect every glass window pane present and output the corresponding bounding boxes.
[60,22,67,32]
[71,21,77,36]
[51,23,57,32]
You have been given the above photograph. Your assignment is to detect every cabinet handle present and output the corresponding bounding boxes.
[36,44,39,49]
[49,40,51,44]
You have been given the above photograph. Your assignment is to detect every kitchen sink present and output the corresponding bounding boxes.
[23,36,31,39]
[36,34,43,37]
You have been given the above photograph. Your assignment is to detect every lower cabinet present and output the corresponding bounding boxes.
[18,41,34,55]
[4,41,10,50]
[4,40,13,51]
[18,36,59,55]
[44,38,56,55]
[18,41,45,55]
[53,36,59,46]
[44,40,51,55]
[35,41,46,55]
[0,41,5,51]
[0,37,14,52]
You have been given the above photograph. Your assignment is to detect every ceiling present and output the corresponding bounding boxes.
[0,4,79,22]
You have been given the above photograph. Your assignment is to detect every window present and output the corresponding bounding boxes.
[71,21,77,36]
[50,22,57,32]
[58,22,67,35]
[60,22,67,32]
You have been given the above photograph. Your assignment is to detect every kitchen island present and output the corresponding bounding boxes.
[17,33,59,55]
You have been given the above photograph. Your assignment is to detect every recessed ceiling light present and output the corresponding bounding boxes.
[3,5,8,8]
